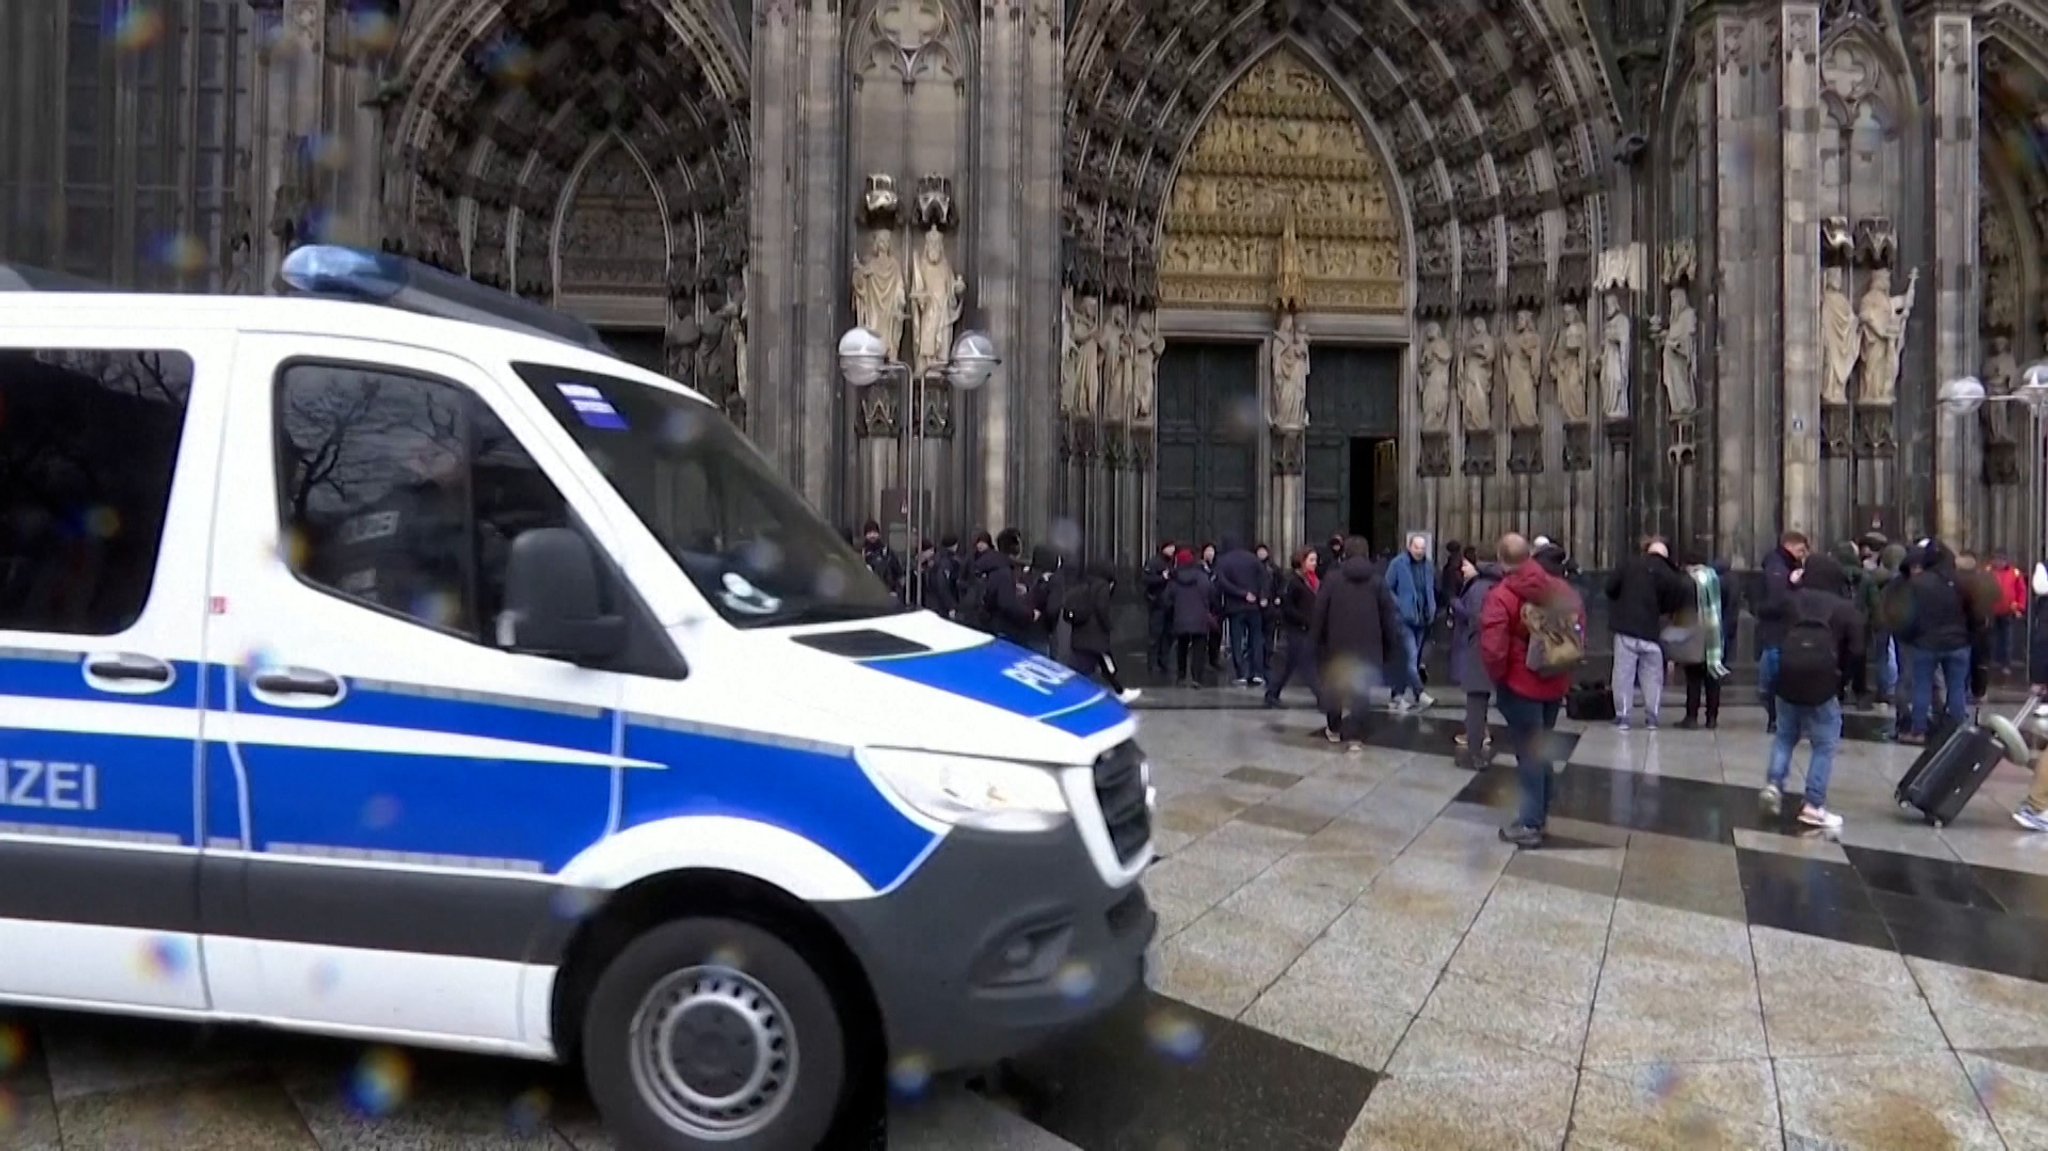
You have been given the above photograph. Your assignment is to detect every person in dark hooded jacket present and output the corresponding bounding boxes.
[968,528,1036,644]
[1755,531,1810,732]
[1169,548,1215,687]
[1896,539,1976,742]
[1214,536,1269,685]
[1064,562,1139,702]
[1309,537,1403,746]
[1142,541,1176,673]
[1449,548,1503,767]
[1027,544,1069,657]
[1758,551,1862,830]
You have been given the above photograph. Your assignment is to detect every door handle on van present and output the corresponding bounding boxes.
[248,668,345,706]
[82,653,175,694]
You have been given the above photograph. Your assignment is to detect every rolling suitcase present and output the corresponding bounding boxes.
[1894,698,2035,827]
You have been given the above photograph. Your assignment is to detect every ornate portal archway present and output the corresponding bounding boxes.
[380,0,750,410]
[1063,0,1617,563]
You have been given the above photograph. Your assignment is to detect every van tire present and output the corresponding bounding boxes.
[581,917,847,1151]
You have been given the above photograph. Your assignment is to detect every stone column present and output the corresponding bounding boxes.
[1779,4,1824,536]
[1923,9,1977,543]
[977,0,1063,540]
[749,0,845,514]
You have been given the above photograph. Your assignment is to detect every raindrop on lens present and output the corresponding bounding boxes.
[548,886,602,920]
[359,795,401,830]
[0,1024,30,1074]
[111,4,166,52]
[151,233,208,276]
[346,1047,414,1117]
[1049,518,1082,554]
[308,958,341,997]
[135,936,190,981]
[0,1087,18,1133]
[1054,960,1098,1002]
[507,1087,552,1133]
[887,1053,932,1100]
[1143,1011,1204,1062]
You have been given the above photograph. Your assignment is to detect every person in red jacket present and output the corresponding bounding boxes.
[1480,532,1585,847]
[1991,552,2027,674]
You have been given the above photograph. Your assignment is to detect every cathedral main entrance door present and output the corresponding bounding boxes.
[1156,342,1258,549]
[1304,346,1402,552]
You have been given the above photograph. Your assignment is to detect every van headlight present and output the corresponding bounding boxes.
[858,748,1071,833]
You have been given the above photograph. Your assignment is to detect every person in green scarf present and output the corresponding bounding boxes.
[1670,553,1735,728]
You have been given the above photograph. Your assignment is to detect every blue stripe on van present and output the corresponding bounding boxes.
[1037,693,1130,738]
[851,639,1116,726]
[229,671,610,754]
[619,722,938,892]
[0,726,198,845]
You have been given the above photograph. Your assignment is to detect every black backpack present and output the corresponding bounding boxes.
[1776,598,1840,706]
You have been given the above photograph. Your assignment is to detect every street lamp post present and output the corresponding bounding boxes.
[838,327,1001,602]
[1941,362,2048,669]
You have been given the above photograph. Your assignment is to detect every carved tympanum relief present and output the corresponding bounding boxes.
[1160,49,1405,314]
[558,141,668,297]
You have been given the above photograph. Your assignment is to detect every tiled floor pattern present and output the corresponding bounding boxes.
[7,705,2048,1148]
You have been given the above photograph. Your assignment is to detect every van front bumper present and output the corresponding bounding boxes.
[818,823,1155,1072]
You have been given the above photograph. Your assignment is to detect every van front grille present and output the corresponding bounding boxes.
[1093,740,1151,865]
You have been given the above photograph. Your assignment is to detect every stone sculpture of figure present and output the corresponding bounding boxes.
[1275,199,1307,314]
[1983,334,2020,445]
[1064,294,1102,419]
[1130,309,1164,425]
[1819,266,1859,406]
[1600,291,1632,421]
[1503,309,1543,429]
[1855,267,1918,407]
[1270,313,1311,430]
[731,268,750,408]
[1660,286,1698,419]
[852,229,907,362]
[1059,286,1081,415]
[1551,308,1589,424]
[910,227,964,378]
[1100,303,1132,421]
[1418,321,1453,432]
[1459,316,1497,432]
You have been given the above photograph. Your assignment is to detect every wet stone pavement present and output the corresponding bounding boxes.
[8,700,2048,1149]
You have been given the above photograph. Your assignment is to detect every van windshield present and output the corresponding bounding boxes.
[512,363,902,628]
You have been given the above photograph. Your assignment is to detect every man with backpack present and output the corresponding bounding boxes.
[1481,533,1585,848]
[1760,550,1864,829]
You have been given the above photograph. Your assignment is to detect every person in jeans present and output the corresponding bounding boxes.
[1214,536,1268,686]
[1481,533,1583,847]
[1759,551,1863,830]
[1895,539,1978,743]
[1264,548,1321,707]
[1309,536,1403,749]
[1448,547,1503,768]
[1604,535,1691,730]
[1754,530,1810,734]
[1385,533,1439,713]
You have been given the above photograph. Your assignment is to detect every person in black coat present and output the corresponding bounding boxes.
[1214,535,1268,685]
[1142,541,1176,673]
[1064,562,1139,702]
[1755,530,1810,731]
[1168,548,1214,687]
[1199,542,1223,671]
[1759,551,1863,829]
[860,519,905,600]
[1310,537,1404,745]
[968,528,1035,644]
[1603,536,1692,730]
[1263,549,1321,707]
[920,535,963,619]
[1896,538,1976,742]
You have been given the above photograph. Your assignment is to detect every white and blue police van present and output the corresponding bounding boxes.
[0,246,1157,1148]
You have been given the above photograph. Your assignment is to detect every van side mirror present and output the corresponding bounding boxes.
[499,527,626,663]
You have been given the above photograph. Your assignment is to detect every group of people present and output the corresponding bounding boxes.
[856,520,1144,704]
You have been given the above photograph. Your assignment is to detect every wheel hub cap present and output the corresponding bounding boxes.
[629,966,797,1139]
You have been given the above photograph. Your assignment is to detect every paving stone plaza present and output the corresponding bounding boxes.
[5,701,2048,1149]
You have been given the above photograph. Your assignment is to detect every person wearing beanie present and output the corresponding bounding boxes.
[859,519,904,600]
[1168,548,1214,686]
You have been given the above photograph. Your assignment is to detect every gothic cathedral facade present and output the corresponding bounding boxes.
[3,0,2044,567]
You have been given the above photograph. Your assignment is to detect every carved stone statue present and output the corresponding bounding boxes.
[1064,293,1102,419]
[1552,308,1589,424]
[852,230,907,362]
[731,268,750,410]
[1418,321,1453,433]
[1819,266,1859,406]
[1660,287,1698,419]
[1059,286,1081,416]
[1275,200,1307,314]
[1100,303,1133,422]
[1459,317,1497,432]
[1983,334,2019,445]
[1130,310,1163,425]
[1855,267,1918,407]
[909,226,964,378]
[1271,313,1311,431]
[1600,292,1632,422]
[1503,309,1543,429]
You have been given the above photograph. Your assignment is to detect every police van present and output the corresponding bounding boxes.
[0,246,1156,1148]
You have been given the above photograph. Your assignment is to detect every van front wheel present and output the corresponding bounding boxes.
[582,917,848,1151]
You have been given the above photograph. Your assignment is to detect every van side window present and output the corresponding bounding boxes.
[0,348,193,636]
[274,363,570,644]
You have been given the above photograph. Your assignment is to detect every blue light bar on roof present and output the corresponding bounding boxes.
[278,244,612,354]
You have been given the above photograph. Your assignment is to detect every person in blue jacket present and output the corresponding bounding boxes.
[1385,532,1439,713]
